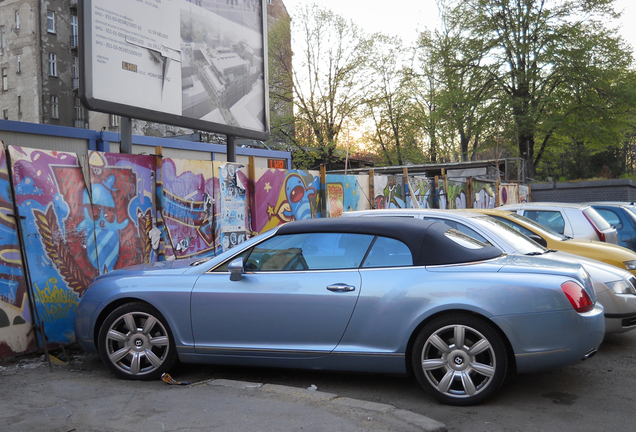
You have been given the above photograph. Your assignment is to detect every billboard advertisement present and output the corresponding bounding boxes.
[80,0,270,140]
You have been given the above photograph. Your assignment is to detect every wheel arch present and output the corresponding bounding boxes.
[92,297,157,348]
[404,309,517,377]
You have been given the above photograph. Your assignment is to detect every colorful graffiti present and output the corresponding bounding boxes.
[406,176,435,209]
[443,180,468,209]
[88,152,158,272]
[0,146,34,358]
[161,158,215,259]
[374,175,406,209]
[9,146,96,344]
[214,162,249,253]
[324,175,369,217]
[252,168,320,233]
[472,180,496,209]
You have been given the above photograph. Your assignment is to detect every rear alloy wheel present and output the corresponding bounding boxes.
[412,314,508,405]
[98,302,176,380]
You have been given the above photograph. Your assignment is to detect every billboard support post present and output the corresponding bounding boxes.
[121,117,133,154]
[227,135,236,163]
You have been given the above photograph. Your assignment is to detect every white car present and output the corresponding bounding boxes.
[498,202,618,244]
[343,209,636,333]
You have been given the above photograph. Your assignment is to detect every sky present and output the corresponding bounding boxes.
[281,0,636,53]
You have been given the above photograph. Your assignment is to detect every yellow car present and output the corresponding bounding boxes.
[471,209,636,276]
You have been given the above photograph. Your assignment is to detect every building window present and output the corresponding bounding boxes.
[16,54,21,73]
[48,53,57,76]
[109,114,120,127]
[2,68,7,91]
[18,95,21,115]
[71,15,78,47]
[74,97,85,128]
[50,95,59,119]
[15,11,19,30]
[46,11,55,33]
[1,26,6,51]
[2,109,8,120]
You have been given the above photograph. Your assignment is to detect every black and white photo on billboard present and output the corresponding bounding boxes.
[181,0,266,132]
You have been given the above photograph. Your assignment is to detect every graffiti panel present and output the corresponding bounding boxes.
[373,175,405,209]
[406,176,435,209]
[88,152,159,273]
[9,146,98,344]
[519,184,530,203]
[325,174,370,217]
[499,183,519,206]
[442,179,468,209]
[214,162,250,253]
[161,158,215,259]
[252,168,321,233]
[0,146,35,359]
[472,180,496,209]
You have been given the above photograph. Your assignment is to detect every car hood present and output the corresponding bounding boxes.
[91,258,202,282]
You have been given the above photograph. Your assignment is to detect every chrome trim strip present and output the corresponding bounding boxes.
[515,348,570,358]
[193,346,403,357]
[426,255,507,269]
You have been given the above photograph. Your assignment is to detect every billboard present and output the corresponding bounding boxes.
[80,0,270,140]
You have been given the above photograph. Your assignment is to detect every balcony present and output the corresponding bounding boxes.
[70,0,78,8]
[70,34,78,49]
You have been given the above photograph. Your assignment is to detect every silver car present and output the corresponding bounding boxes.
[498,202,618,244]
[343,209,636,333]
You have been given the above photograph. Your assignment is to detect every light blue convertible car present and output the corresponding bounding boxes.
[75,217,604,405]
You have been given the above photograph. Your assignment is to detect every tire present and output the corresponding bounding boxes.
[411,313,508,406]
[98,302,177,380]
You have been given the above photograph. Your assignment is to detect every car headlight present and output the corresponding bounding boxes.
[606,279,636,295]
[624,260,636,271]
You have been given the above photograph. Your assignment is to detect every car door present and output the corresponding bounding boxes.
[190,232,374,358]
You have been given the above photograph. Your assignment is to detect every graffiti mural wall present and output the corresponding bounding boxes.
[161,158,215,259]
[0,146,34,358]
[442,179,468,209]
[87,152,159,272]
[251,168,321,233]
[472,180,497,209]
[374,175,406,209]
[9,147,97,344]
[406,176,435,209]
[324,174,370,217]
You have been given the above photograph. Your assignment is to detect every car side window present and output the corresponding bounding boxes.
[491,216,536,237]
[595,208,622,230]
[362,236,412,268]
[244,233,374,271]
[524,210,565,234]
[423,217,489,244]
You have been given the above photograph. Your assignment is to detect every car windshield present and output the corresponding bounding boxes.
[470,215,549,255]
[622,206,636,224]
[500,212,568,240]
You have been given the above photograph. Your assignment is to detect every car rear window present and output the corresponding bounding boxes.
[583,207,613,230]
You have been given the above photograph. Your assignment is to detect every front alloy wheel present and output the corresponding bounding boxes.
[412,314,508,405]
[98,302,176,380]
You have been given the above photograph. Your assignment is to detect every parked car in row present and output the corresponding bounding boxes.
[587,202,636,252]
[75,217,604,406]
[498,202,618,244]
[343,209,636,334]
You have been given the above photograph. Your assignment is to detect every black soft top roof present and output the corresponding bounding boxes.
[277,217,503,266]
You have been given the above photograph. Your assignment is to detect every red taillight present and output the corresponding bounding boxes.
[583,212,605,242]
[561,281,594,313]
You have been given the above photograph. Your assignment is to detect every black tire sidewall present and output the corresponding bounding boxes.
[97,302,177,380]
[411,313,508,406]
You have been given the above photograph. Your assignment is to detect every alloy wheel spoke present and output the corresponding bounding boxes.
[141,316,157,336]
[468,338,491,356]
[437,369,455,394]
[149,335,169,347]
[421,358,448,370]
[144,349,163,368]
[130,352,141,375]
[454,325,466,349]
[109,346,131,363]
[107,329,129,343]
[470,361,495,377]
[460,371,477,396]
[123,313,138,333]
[429,334,451,353]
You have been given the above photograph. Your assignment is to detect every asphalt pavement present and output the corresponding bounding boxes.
[0,349,447,432]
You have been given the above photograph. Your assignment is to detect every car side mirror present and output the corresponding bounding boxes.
[529,234,548,248]
[228,257,245,282]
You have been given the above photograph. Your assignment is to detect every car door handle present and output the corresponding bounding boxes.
[327,284,356,292]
